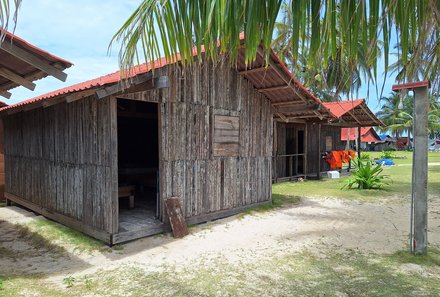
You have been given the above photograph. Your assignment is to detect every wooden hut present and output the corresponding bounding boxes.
[273,99,383,181]
[0,44,327,244]
[0,30,72,201]
[341,127,381,151]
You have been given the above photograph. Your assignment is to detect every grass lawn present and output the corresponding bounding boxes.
[273,151,440,202]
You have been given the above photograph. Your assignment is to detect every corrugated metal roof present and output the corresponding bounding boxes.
[1,36,325,117]
[341,127,381,142]
[1,57,169,111]
[0,30,73,93]
[322,99,364,118]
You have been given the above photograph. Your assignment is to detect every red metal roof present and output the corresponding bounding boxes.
[3,30,73,66]
[1,33,323,114]
[321,99,364,118]
[1,57,170,111]
[0,30,73,95]
[341,127,381,143]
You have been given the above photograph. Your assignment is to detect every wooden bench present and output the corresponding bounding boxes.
[118,186,135,209]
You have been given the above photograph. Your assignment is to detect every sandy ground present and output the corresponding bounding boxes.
[1,193,439,283]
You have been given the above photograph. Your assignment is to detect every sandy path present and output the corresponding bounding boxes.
[1,195,440,281]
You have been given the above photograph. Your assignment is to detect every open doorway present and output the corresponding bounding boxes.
[297,130,304,173]
[117,98,161,233]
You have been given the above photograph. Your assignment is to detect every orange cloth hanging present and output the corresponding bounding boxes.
[325,150,356,170]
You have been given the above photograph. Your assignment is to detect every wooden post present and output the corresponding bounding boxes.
[304,123,308,179]
[393,80,430,255]
[357,126,362,159]
[274,121,278,183]
[317,123,321,179]
[412,86,429,254]
[289,156,293,178]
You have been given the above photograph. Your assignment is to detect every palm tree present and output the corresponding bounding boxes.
[1,1,438,92]
[378,92,440,141]
[272,3,381,101]
[376,92,406,138]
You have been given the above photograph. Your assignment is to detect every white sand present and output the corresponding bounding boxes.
[1,194,439,282]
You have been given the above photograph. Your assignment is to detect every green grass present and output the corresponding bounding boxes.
[3,249,439,297]
[273,152,440,202]
[19,217,109,254]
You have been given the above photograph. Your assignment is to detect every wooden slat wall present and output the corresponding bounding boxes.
[0,119,4,200]
[274,123,345,178]
[3,96,118,233]
[319,124,344,171]
[121,61,272,220]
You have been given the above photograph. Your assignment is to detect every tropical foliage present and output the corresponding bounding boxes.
[377,92,440,139]
[380,150,395,159]
[1,1,438,92]
[343,159,389,190]
[271,3,381,100]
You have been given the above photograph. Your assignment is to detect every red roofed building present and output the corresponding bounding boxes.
[341,127,381,150]
[0,41,338,244]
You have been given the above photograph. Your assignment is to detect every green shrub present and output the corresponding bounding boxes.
[360,153,371,161]
[343,159,389,190]
[385,146,397,151]
[381,150,396,159]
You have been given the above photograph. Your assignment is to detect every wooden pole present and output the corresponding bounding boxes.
[304,123,308,179]
[412,86,429,254]
[357,126,362,159]
[317,123,321,179]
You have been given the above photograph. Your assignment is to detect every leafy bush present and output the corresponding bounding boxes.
[381,150,396,159]
[385,146,397,151]
[360,153,371,161]
[343,159,389,190]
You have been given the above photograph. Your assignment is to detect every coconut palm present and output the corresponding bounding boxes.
[376,92,406,138]
[272,3,381,101]
[378,92,440,140]
[1,1,438,91]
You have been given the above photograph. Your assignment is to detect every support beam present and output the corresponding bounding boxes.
[357,126,362,158]
[0,67,36,90]
[272,106,289,123]
[359,103,383,126]
[275,118,306,124]
[274,103,318,114]
[238,67,269,75]
[256,47,308,103]
[347,110,363,126]
[95,74,169,99]
[257,85,289,92]
[0,90,11,99]
[0,42,68,82]
[272,101,306,107]
[66,89,97,103]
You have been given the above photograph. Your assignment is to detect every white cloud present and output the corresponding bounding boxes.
[7,0,141,104]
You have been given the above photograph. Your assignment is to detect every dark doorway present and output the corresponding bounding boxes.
[297,130,304,173]
[117,99,160,233]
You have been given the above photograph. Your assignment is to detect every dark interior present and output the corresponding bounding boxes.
[297,130,304,173]
[285,125,305,176]
[117,99,159,224]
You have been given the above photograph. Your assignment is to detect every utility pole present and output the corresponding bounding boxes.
[393,81,430,254]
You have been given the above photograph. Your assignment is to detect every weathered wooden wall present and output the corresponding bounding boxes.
[3,59,272,241]
[0,119,4,200]
[273,122,344,179]
[3,96,118,235]
[120,61,273,221]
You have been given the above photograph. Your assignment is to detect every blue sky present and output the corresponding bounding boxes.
[8,1,398,112]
